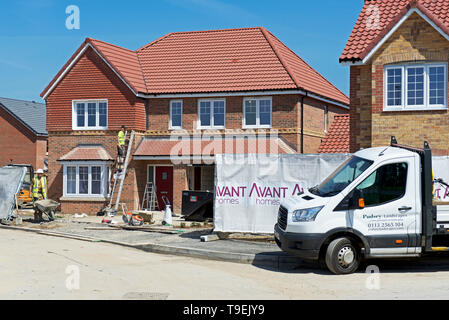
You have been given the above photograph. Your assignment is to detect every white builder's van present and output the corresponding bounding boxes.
[275,137,449,274]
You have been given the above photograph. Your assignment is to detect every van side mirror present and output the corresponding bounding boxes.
[358,198,365,209]
[353,189,365,209]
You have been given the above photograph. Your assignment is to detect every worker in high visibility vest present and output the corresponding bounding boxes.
[117,125,126,172]
[32,169,47,201]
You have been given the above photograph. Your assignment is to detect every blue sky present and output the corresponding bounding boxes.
[0,0,363,102]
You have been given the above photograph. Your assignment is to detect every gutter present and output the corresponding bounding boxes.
[136,90,349,110]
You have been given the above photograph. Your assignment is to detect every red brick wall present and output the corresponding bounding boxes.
[45,46,149,214]
[147,94,347,153]
[0,107,47,169]
[46,47,145,132]
[47,132,144,214]
[35,138,47,170]
[350,13,449,154]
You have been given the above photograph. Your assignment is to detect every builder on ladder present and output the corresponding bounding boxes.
[117,125,126,172]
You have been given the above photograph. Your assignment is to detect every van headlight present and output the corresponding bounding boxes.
[292,206,323,222]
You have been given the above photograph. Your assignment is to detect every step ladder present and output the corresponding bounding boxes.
[103,130,135,216]
[141,182,160,211]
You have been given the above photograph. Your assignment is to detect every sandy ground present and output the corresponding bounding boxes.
[2,228,449,300]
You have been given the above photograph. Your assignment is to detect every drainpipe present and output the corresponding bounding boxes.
[144,99,149,131]
[300,92,308,154]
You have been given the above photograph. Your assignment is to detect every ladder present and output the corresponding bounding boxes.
[141,182,160,211]
[105,130,134,215]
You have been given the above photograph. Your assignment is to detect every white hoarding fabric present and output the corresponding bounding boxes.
[433,156,449,200]
[214,154,449,234]
[214,154,351,233]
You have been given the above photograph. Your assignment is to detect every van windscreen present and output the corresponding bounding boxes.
[309,156,373,197]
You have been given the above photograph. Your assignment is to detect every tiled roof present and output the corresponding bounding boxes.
[134,136,296,157]
[340,0,449,62]
[89,39,148,93]
[41,27,349,106]
[0,97,47,136]
[318,115,350,154]
[58,145,113,161]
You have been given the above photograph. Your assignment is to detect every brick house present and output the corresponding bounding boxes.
[41,27,349,215]
[342,0,449,154]
[0,97,47,170]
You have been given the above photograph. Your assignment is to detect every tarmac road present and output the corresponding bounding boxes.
[2,228,449,300]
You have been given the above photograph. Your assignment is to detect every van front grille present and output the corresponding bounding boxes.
[278,205,288,230]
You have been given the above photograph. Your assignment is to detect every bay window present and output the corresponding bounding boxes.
[384,63,447,110]
[63,163,109,198]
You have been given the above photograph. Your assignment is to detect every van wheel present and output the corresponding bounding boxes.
[325,237,360,275]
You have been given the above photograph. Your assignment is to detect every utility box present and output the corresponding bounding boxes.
[181,190,213,221]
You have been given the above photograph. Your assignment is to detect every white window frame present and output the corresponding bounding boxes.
[197,99,226,129]
[62,162,110,198]
[242,97,272,129]
[384,63,448,111]
[72,99,108,130]
[169,100,183,130]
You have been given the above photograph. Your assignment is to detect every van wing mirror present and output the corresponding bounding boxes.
[353,189,365,209]
[334,189,365,211]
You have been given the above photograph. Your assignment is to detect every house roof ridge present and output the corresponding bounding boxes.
[258,27,300,89]
[86,37,136,52]
[86,39,145,94]
[262,28,349,104]
[136,33,175,52]
[0,96,44,105]
[136,27,263,52]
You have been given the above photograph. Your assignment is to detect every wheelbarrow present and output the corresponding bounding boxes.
[34,199,60,221]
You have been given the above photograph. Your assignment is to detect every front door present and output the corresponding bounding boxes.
[155,166,173,210]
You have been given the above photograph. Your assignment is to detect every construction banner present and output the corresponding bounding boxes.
[433,156,449,199]
[213,154,351,234]
[214,154,449,234]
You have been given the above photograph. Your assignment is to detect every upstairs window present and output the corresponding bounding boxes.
[243,97,272,128]
[170,100,183,129]
[384,64,447,111]
[73,100,108,130]
[198,99,225,129]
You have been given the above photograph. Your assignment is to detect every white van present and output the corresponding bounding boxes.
[275,137,449,274]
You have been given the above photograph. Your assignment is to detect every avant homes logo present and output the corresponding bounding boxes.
[215,183,305,206]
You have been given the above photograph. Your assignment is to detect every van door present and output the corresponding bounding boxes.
[348,158,417,255]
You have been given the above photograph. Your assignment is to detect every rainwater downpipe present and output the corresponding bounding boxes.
[300,91,308,154]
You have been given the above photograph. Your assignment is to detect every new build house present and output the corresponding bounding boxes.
[342,0,449,155]
[0,97,47,170]
[41,27,349,214]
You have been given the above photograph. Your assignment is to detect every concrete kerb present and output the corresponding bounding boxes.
[0,224,301,270]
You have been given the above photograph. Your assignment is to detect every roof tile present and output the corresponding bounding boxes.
[341,0,449,62]
[134,136,296,156]
[318,115,350,154]
[58,145,113,161]
[42,27,349,106]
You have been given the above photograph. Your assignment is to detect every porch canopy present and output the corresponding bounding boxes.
[133,136,296,161]
[58,145,114,162]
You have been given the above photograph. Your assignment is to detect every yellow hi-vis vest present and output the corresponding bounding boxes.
[41,176,47,200]
[32,176,47,199]
[118,131,125,146]
[32,176,39,198]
